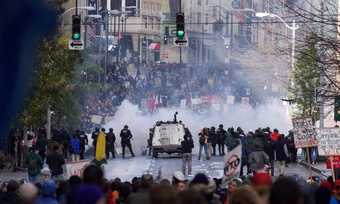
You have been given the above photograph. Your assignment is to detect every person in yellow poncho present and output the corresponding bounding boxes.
[95,128,106,162]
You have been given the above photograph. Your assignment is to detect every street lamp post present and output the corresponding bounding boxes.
[255,12,299,72]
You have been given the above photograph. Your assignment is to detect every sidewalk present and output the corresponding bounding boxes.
[299,160,332,178]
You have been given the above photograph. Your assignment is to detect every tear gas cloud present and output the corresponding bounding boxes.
[104,99,292,154]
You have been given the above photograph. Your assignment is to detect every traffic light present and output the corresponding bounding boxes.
[72,15,81,41]
[176,12,185,40]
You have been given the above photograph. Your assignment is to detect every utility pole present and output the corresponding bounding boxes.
[319,1,325,129]
[117,15,121,64]
[104,11,109,81]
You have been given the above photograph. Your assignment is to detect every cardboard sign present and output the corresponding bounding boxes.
[224,144,242,180]
[63,160,90,179]
[317,128,340,156]
[292,117,318,148]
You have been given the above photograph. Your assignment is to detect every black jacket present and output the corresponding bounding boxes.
[274,140,287,161]
[0,192,18,204]
[181,139,194,153]
[216,128,227,144]
[208,130,217,144]
[46,153,65,176]
[263,140,274,161]
[120,129,133,144]
[106,132,116,146]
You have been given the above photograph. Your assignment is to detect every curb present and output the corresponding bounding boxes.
[298,161,328,178]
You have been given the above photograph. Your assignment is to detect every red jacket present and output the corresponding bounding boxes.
[271,132,280,142]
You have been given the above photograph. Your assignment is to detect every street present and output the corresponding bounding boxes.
[104,155,319,181]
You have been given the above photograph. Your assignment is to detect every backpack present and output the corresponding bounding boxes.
[199,135,206,144]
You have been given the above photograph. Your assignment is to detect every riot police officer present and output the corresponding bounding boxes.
[209,126,217,156]
[120,125,135,158]
[216,124,226,156]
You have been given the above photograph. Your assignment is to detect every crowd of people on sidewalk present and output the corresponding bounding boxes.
[1,162,340,204]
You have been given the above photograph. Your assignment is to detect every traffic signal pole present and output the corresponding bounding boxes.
[76,0,78,15]
[179,0,182,64]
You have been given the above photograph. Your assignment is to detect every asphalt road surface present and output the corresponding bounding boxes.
[0,155,321,182]
[104,154,318,181]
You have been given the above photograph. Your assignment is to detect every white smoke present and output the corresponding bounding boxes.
[104,99,292,154]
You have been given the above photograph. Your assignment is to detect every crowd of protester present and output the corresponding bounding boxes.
[4,128,88,172]
[200,126,297,175]
[1,163,340,204]
[81,63,257,131]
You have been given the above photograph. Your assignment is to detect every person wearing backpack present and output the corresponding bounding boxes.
[69,134,81,161]
[198,128,209,160]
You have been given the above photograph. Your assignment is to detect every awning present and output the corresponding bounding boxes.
[148,42,160,50]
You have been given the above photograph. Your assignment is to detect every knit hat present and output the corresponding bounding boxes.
[173,171,186,182]
[229,177,243,187]
[191,173,209,185]
[41,180,57,197]
[75,184,104,204]
[251,172,272,186]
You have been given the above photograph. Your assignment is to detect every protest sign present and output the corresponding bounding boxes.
[63,160,90,179]
[224,144,242,180]
[292,117,318,148]
[317,128,340,156]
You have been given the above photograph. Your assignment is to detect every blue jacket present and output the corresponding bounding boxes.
[70,137,81,154]
[35,196,58,204]
[330,197,340,204]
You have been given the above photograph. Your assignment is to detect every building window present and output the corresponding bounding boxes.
[111,0,122,11]
[198,0,201,6]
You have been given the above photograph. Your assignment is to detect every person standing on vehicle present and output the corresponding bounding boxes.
[181,134,194,176]
[198,128,209,160]
[209,126,217,156]
[106,128,116,159]
[120,125,135,158]
[216,124,227,156]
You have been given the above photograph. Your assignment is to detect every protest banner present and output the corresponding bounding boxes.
[224,144,242,180]
[63,160,90,179]
[292,117,318,148]
[317,128,340,156]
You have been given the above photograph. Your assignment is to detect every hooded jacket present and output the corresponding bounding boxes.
[26,152,43,176]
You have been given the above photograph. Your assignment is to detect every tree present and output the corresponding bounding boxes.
[19,37,81,129]
[290,33,320,121]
